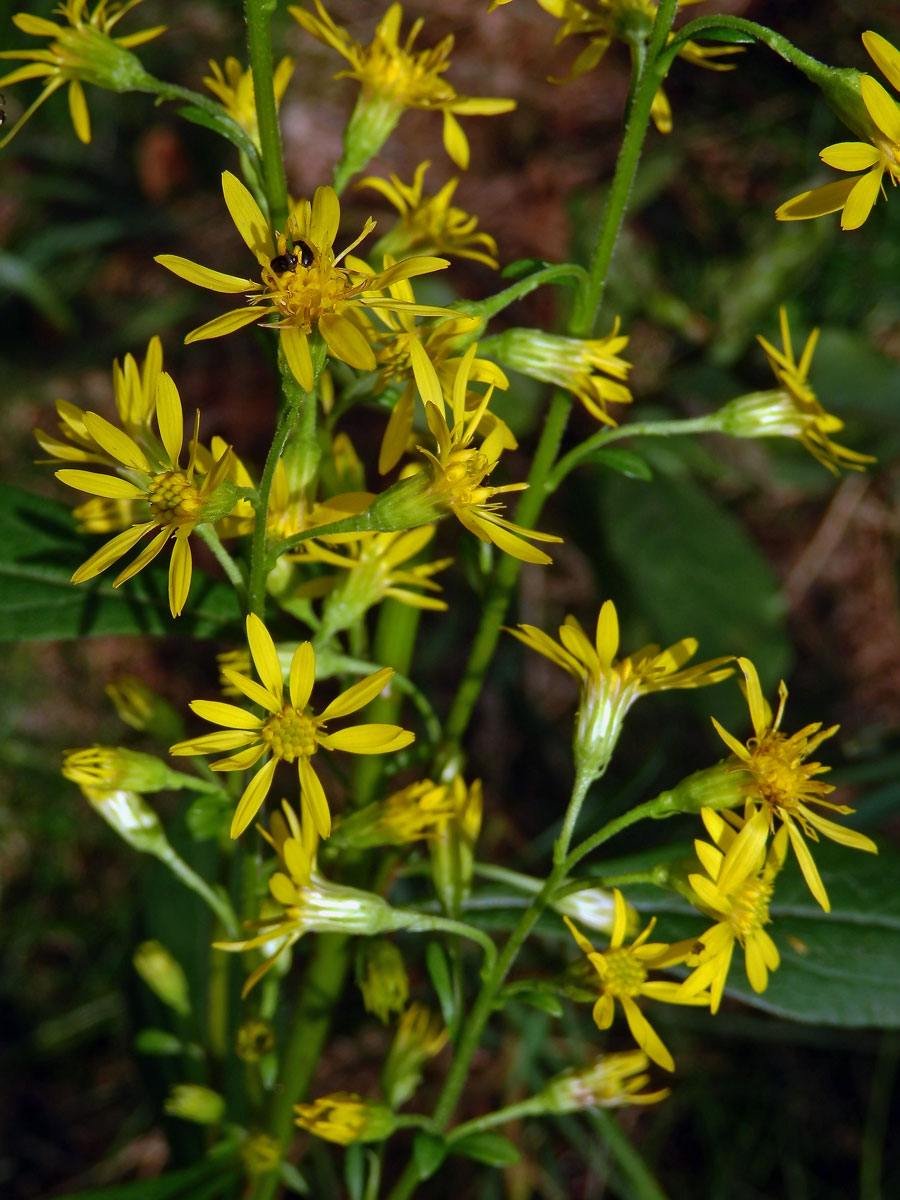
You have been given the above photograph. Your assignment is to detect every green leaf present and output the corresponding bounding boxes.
[344,1143,365,1200]
[134,1028,184,1056]
[646,841,900,1027]
[412,1131,447,1180]
[597,469,790,710]
[278,1161,310,1195]
[426,940,457,1038]
[58,1158,240,1199]
[450,1131,521,1168]
[176,104,260,164]
[587,447,653,480]
[0,484,241,641]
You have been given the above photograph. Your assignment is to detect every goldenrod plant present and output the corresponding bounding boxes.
[3,2,899,1198]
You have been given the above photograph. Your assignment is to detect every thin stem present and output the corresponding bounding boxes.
[409,914,498,973]
[553,763,597,866]
[247,404,301,618]
[196,524,247,602]
[147,79,262,168]
[571,0,679,335]
[247,933,351,1200]
[243,0,289,228]
[547,414,721,492]
[563,796,667,876]
[589,1109,671,1200]
[447,1096,545,1142]
[157,844,240,937]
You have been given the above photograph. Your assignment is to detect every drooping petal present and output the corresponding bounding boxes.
[230,756,278,838]
[298,755,331,838]
[841,166,884,230]
[70,521,157,582]
[442,109,469,169]
[620,996,675,1072]
[67,78,90,144]
[113,525,171,585]
[319,312,377,371]
[168,533,192,616]
[784,819,830,912]
[279,325,314,391]
[775,177,858,221]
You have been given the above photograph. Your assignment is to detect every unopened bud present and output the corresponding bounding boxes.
[293,1093,397,1144]
[357,939,409,1024]
[133,940,190,1016]
[164,1083,225,1125]
[539,1051,669,1111]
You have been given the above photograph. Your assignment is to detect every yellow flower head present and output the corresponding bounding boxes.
[718,308,874,474]
[217,801,416,994]
[52,373,235,617]
[417,345,562,564]
[680,807,787,1013]
[485,322,633,426]
[359,161,500,267]
[299,526,453,642]
[170,614,415,840]
[202,55,294,151]
[712,657,878,913]
[537,0,739,134]
[289,1,516,169]
[539,1050,670,1110]
[510,599,733,778]
[293,1094,396,1145]
[0,0,164,147]
[155,172,451,392]
[565,889,708,1072]
[777,32,900,230]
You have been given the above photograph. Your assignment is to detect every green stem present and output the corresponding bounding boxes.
[563,796,669,876]
[571,0,679,336]
[589,1109,671,1200]
[243,0,289,227]
[248,933,351,1200]
[409,914,497,974]
[147,79,262,169]
[547,414,721,492]
[247,401,303,618]
[447,1096,545,1142]
[196,524,247,601]
[553,762,597,866]
[156,844,240,937]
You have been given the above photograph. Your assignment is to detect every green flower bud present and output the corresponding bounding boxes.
[164,1084,225,1125]
[649,763,752,819]
[294,1093,397,1145]
[357,939,409,1024]
[133,940,191,1016]
[105,675,183,742]
[539,1051,669,1112]
[63,746,181,793]
[236,1018,276,1062]
[241,1132,281,1175]
[381,1004,448,1109]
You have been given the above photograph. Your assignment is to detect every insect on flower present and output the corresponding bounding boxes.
[270,239,315,274]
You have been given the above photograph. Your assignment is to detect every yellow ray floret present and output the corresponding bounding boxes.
[170,614,415,840]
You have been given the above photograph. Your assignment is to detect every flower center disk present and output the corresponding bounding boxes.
[261,707,319,761]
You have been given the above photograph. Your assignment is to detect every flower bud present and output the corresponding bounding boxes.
[551,885,627,936]
[293,1093,397,1144]
[133,940,191,1016]
[357,939,409,1024]
[429,777,482,918]
[795,59,873,144]
[334,780,456,850]
[164,1084,225,1125]
[241,1132,281,1175]
[236,1018,276,1062]
[381,1004,448,1108]
[539,1051,669,1111]
[105,676,183,742]
[714,390,834,442]
[63,746,179,793]
[650,763,752,819]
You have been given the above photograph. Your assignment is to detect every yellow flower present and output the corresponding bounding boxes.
[362,293,502,475]
[359,161,500,266]
[202,55,294,151]
[481,322,632,426]
[536,0,739,134]
[565,889,708,1072]
[293,1094,396,1145]
[298,526,453,640]
[510,599,732,778]
[712,657,878,913]
[417,345,562,564]
[679,807,787,1013]
[170,614,415,840]
[155,173,451,392]
[718,307,874,474]
[777,32,900,229]
[35,335,163,464]
[289,1,516,170]
[52,373,234,617]
[539,1050,670,1110]
[0,0,164,147]
[216,799,417,993]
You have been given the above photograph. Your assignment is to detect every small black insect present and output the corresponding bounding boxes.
[269,239,314,274]
[270,251,298,273]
